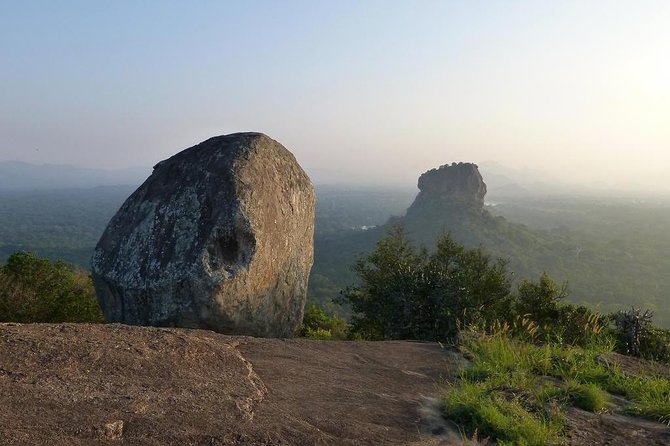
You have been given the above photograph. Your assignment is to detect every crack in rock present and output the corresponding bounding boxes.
[228,341,268,420]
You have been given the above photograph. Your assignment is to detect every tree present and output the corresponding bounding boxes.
[340,225,512,341]
[515,272,567,328]
[299,304,349,340]
[0,251,104,323]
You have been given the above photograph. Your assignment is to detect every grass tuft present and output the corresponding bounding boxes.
[443,381,561,446]
[567,381,609,412]
[442,331,670,443]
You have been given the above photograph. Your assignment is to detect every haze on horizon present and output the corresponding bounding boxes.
[1,1,668,192]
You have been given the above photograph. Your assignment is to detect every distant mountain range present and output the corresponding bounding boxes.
[478,160,579,198]
[0,161,414,191]
[0,161,151,190]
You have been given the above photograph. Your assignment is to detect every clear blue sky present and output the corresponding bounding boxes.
[1,1,668,189]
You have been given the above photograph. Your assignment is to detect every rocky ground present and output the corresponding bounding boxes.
[1,323,669,445]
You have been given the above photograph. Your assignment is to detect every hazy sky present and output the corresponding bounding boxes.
[1,1,669,190]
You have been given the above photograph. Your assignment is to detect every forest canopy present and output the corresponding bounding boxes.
[0,252,104,323]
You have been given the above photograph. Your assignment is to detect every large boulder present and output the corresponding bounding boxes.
[91,132,316,337]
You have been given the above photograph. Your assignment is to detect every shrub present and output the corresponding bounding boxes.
[638,326,670,363]
[555,304,607,347]
[299,304,349,340]
[610,307,653,356]
[340,225,512,341]
[515,273,565,329]
[0,251,104,323]
[609,307,670,362]
[507,275,608,347]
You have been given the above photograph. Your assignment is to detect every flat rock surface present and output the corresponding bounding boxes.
[566,407,670,446]
[2,323,669,445]
[0,323,455,445]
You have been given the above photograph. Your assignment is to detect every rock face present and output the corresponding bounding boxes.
[407,162,487,216]
[91,132,315,337]
[3,324,669,445]
[0,323,459,445]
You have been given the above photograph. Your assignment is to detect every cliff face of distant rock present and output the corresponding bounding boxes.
[406,162,487,218]
[91,132,316,338]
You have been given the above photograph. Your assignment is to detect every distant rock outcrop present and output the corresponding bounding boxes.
[407,162,487,216]
[91,132,316,337]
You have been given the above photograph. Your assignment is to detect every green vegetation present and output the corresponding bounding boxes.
[2,184,669,443]
[312,225,670,442]
[314,185,415,238]
[0,252,104,323]
[443,380,562,446]
[610,307,670,362]
[0,187,131,267]
[338,225,602,345]
[568,382,609,412]
[339,224,511,341]
[312,189,670,327]
[299,304,348,340]
[1,186,669,327]
[313,226,670,359]
[445,331,670,444]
